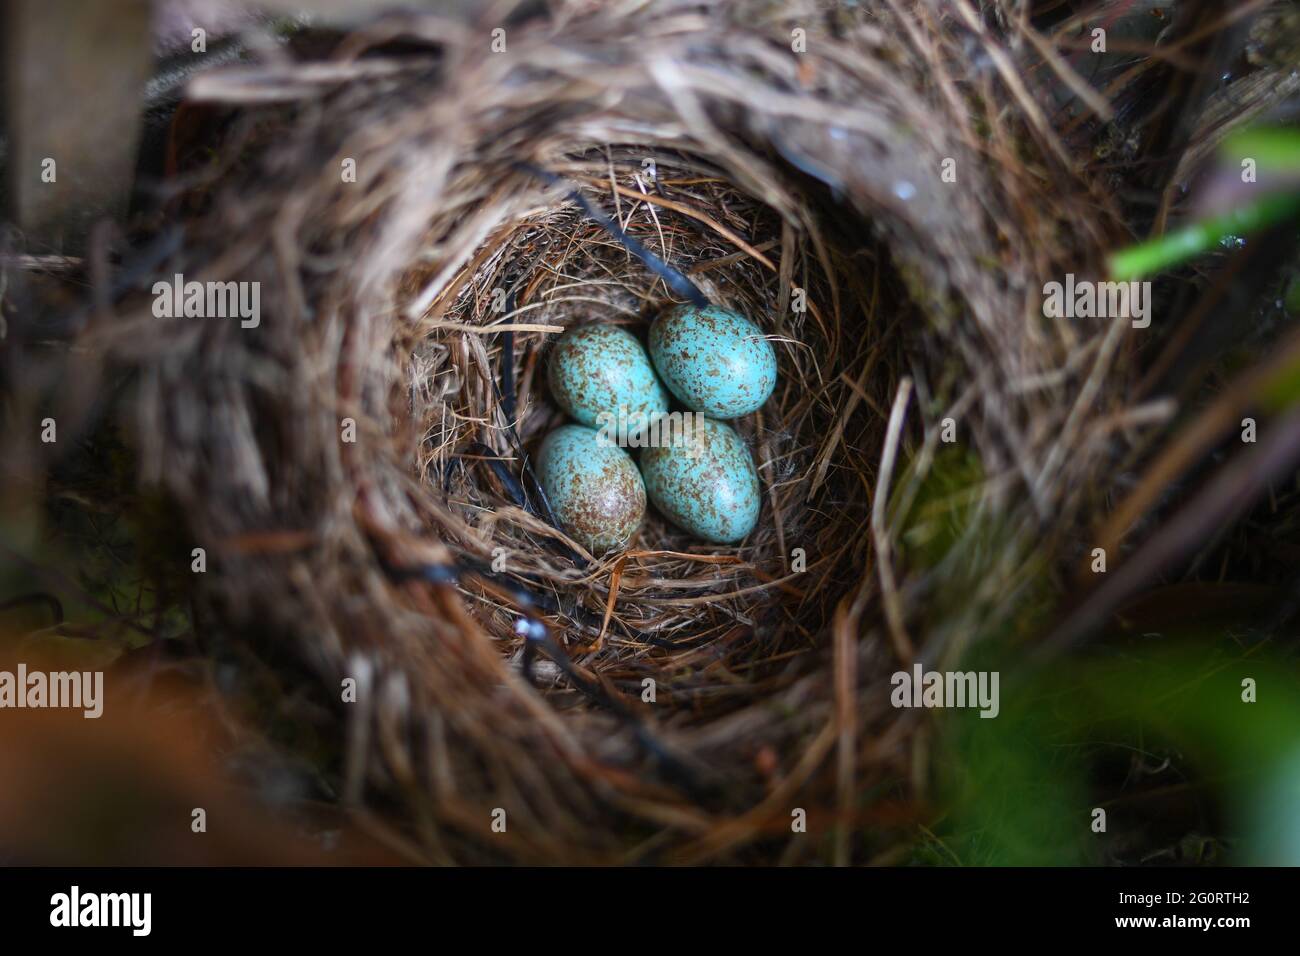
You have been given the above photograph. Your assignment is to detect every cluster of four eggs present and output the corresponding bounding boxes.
[538,306,777,552]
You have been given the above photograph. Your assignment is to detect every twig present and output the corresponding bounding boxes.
[873,379,916,664]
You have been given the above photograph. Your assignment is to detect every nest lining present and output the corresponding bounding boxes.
[411,145,896,689]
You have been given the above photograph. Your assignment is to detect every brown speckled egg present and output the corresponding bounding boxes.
[641,417,760,544]
[547,324,669,439]
[537,424,645,553]
[649,305,777,419]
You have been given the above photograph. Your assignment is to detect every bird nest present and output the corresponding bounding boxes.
[98,1,1129,863]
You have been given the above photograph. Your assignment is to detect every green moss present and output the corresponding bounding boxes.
[1285,274,1300,317]
[893,443,986,572]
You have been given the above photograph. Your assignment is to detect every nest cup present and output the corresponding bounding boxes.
[118,4,1119,863]
[420,145,894,660]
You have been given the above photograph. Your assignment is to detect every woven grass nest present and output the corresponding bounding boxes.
[107,1,1131,864]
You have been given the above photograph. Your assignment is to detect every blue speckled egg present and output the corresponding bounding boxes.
[548,324,669,439]
[649,305,777,419]
[641,418,760,544]
[537,424,645,553]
